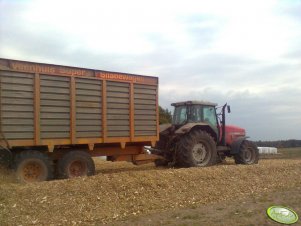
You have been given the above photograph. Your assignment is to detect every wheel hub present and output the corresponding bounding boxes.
[192,143,207,163]
[22,162,43,182]
[69,161,87,177]
[243,148,253,162]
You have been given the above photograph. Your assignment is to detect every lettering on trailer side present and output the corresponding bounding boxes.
[7,61,158,84]
[96,72,157,84]
[96,72,145,83]
[10,62,88,77]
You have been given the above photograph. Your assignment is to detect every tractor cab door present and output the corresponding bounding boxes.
[202,106,219,136]
[203,106,217,127]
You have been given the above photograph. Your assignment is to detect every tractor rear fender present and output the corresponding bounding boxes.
[175,123,218,142]
[230,136,249,154]
[159,124,172,133]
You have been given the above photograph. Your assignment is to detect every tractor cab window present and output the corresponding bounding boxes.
[173,105,187,125]
[203,106,217,127]
[173,105,218,127]
[188,105,202,122]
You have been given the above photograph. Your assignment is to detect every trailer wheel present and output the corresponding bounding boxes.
[15,151,53,183]
[57,151,95,179]
[175,130,217,167]
[234,140,259,164]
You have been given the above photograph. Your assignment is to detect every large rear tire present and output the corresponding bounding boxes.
[15,150,53,183]
[154,158,169,167]
[175,130,217,167]
[234,140,259,164]
[57,151,95,179]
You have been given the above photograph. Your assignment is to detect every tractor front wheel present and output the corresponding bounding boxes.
[234,140,259,164]
[175,130,217,167]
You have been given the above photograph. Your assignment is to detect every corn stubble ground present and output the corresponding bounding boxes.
[0,148,301,226]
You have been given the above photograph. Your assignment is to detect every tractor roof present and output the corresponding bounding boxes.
[171,100,217,107]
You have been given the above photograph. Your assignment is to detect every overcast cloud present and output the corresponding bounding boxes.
[0,0,300,140]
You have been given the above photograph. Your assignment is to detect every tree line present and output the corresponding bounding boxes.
[159,106,172,124]
[254,140,301,148]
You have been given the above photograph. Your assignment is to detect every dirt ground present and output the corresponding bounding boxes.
[112,187,301,226]
[0,150,301,225]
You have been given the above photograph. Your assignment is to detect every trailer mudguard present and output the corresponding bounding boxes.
[175,123,218,139]
[230,136,249,154]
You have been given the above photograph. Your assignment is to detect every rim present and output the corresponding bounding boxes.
[192,143,209,165]
[68,160,88,178]
[243,148,254,163]
[21,161,44,182]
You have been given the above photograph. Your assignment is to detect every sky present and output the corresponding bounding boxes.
[0,0,300,140]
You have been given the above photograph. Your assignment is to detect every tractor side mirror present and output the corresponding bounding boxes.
[227,105,231,113]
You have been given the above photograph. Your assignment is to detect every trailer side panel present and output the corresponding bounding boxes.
[0,58,159,150]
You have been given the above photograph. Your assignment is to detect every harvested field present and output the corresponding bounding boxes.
[1,155,301,225]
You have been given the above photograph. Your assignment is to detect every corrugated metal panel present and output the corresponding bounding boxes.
[77,131,102,138]
[40,74,70,139]
[76,119,101,126]
[106,81,130,137]
[107,114,129,120]
[107,120,129,126]
[75,78,102,138]
[134,84,157,136]
[134,99,156,105]
[0,71,34,140]
[76,113,101,120]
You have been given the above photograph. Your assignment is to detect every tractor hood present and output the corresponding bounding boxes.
[220,125,246,145]
[159,124,172,133]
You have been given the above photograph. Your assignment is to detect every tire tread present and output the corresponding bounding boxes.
[234,140,259,164]
[175,130,217,167]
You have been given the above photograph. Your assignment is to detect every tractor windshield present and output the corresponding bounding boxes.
[173,105,218,128]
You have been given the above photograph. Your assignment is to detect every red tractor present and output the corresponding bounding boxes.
[152,101,259,167]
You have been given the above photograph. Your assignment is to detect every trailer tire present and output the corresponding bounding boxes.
[234,140,259,164]
[175,130,217,167]
[57,151,95,179]
[15,150,53,183]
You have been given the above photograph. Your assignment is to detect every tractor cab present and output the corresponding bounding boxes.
[172,101,218,127]
[171,101,219,140]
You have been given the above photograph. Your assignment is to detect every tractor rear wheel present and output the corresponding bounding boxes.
[57,151,95,179]
[175,130,217,167]
[154,158,169,167]
[15,150,53,183]
[234,140,259,164]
